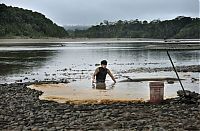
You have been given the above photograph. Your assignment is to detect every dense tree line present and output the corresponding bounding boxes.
[0,4,68,38]
[73,16,200,39]
[0,3,199,39]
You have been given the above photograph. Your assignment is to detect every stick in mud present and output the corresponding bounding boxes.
[167,51,186,96]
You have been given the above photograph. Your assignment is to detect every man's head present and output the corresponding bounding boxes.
[101,60,107,68]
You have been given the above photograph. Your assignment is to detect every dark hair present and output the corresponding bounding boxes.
[101,60,107,65]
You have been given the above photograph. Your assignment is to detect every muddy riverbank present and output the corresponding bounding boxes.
[0,82,199,130]
[120,65,200,73]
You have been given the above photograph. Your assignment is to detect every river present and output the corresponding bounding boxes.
[0,42,199,102]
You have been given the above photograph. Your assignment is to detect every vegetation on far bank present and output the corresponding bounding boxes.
[0,3,199,39]
[72,16,200,39]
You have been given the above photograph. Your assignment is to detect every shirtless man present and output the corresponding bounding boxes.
[92,60,116,84]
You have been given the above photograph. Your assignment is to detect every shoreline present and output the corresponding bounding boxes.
[0,82,199,130]
[0,38,199,44]
[0,38,199,50]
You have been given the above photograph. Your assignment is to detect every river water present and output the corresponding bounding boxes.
[0,42,199,102]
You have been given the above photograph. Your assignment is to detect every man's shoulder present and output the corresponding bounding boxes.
[106,68,110,71]
[96,67,100,69]
[95,67,100,71]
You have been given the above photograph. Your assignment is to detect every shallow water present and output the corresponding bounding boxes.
[28,71,199,103]
[0,42,199,102]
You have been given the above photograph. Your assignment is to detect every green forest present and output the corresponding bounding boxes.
[0,3,199,39]
[73,17,200,39]
[0,4,68,38]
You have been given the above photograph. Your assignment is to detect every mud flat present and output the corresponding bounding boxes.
[144,43,200,50]
[0,38,199,46]
[120,65,200,73]
[0,82,200,130]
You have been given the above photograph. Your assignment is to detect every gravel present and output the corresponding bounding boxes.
[0,82,199,130]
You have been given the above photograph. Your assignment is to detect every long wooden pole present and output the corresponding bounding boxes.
[167,51,186,96]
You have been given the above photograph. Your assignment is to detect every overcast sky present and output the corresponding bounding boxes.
[1,0,199,26]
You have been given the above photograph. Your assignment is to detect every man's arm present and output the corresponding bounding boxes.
[92,68,99,83]
[107,69,116,83]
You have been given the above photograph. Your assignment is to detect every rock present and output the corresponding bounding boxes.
[176,90,200,104]
[184,126,199,130]
[59,78,69,83]
[34,80,39,83]
[113,121,122,128]
[24,77,28,80]
[62,68,67,71]
[32,127,39,131]
[136,120,146,124]
[167,80,174,84]
[123,112,131,117]
[183,110,189,114]
[15,79,22,83]
[56,126,63,130]
[101,120,113,126]
[191,77,199,82]
[95,64,100,66]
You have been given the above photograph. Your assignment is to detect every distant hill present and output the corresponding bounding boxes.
[0,4,68,38]
[72,16,200,39]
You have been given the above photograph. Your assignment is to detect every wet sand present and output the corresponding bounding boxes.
[28,83,145,104]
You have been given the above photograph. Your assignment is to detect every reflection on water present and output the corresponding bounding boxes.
[0,42,199,101]
[0,50,57,76]
[92,82,115,90]
[93,83,106,90]
[1,43,199,83]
